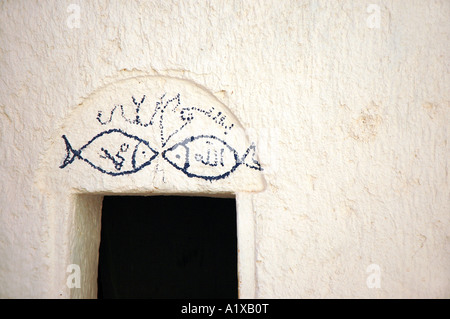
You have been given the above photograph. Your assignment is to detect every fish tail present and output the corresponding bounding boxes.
[59,135,78,169]
[241,143,263,171]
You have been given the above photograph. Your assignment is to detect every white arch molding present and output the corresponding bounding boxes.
[36,76,265,298]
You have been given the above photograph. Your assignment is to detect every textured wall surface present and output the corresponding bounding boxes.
[0,0,449,298]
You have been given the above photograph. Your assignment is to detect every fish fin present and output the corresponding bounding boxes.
[241,143,263,171]
[59,135,79,169]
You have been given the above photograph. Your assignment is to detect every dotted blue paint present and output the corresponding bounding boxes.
[180,106,234,134]
[96,95,155,128]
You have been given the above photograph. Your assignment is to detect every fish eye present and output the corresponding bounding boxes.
[175,154,181,159]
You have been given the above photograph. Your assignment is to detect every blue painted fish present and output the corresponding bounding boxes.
[60,129,158,176]
[162,135,262,181]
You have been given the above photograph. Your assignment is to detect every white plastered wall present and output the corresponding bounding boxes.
[0,0,449,298]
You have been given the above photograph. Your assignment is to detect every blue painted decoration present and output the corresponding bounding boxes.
[180,106,234,134]
[61,94,263,180]
[59,129,158,176]
[96,94,192,148]
[162,135,262,181]
[96,95,154,127]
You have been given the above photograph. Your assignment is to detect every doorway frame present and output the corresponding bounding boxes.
[53,192,256,299]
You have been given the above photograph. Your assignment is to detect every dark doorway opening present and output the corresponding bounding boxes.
[97,195,238,299]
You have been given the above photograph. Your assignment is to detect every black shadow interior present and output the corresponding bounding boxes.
[97,195,237,299]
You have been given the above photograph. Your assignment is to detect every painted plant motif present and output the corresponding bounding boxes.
[60,94,262,180]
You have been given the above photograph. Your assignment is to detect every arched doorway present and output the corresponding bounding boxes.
[36,75,265,298]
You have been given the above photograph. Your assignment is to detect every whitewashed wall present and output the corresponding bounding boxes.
[0,0,449,298]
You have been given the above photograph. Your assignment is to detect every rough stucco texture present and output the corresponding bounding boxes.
[0,0,449,298]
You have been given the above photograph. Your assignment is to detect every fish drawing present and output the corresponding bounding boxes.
[59,129,158,176]
[162,135,262,181]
